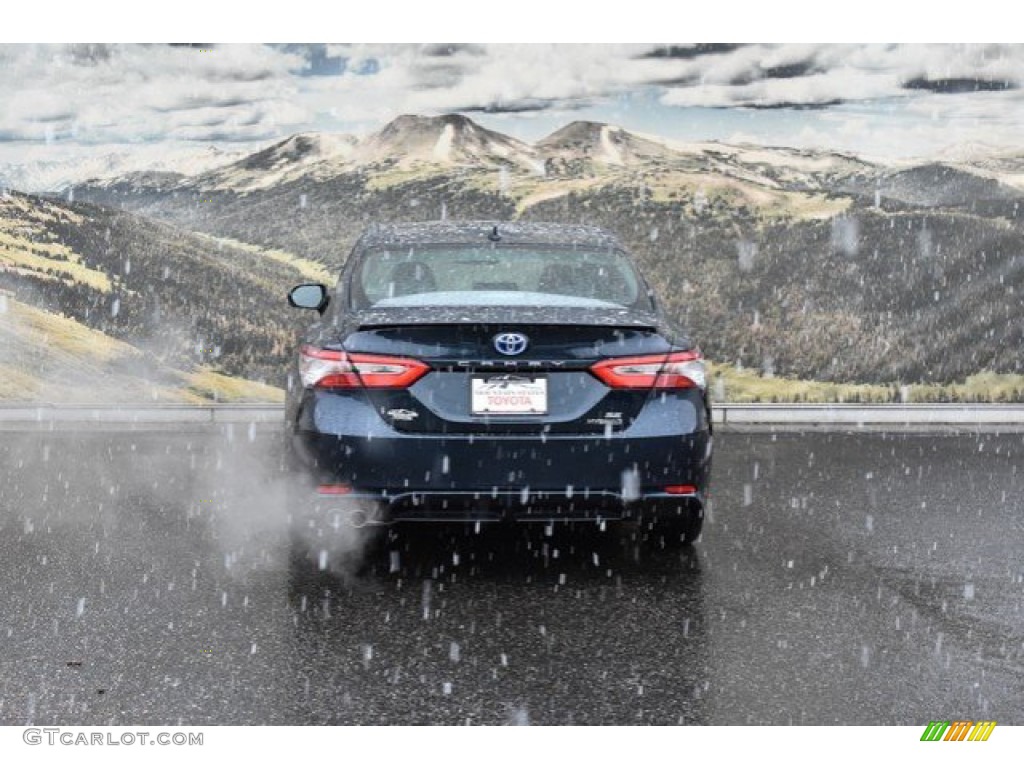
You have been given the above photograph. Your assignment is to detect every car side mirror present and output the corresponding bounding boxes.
[288,283,329,314]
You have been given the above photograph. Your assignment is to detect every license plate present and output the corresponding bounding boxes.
[471,376,547,415]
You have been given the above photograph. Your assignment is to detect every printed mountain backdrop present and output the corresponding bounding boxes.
[2,113,1023,402]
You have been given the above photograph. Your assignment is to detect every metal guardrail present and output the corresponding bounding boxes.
[713,403,1024,425]
[0,404,284,424]
[1,403,1023,426]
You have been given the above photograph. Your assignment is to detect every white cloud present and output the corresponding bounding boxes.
[0,44,307,143]
[661,44,1024,108]
[293,44,674,122]
[2,43,1024,160]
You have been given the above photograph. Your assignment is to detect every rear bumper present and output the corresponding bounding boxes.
[286,388,712,522]
[302,488,705,524]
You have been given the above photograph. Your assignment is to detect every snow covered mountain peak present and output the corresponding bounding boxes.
[356,113,543,173]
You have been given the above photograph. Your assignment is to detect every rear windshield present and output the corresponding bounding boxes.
[349,245,650,310]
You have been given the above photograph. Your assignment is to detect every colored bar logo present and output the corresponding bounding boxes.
[920,721,996,741]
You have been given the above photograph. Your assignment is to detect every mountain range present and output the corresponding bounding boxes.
[2,113,1023,398]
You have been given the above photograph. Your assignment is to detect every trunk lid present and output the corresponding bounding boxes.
[338,306,674,435]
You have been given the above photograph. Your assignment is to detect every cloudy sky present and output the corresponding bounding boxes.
[2,43,1024,165]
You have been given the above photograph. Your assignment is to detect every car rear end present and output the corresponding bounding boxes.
[284,223,712,546]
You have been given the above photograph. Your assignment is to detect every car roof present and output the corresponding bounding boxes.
[355,221,625,251]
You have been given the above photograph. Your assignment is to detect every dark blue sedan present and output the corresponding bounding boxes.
[284,221,712,567]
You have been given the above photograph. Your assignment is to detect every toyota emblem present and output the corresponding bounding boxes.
[493,332,529,356]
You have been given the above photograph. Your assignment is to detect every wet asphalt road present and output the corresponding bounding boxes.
[0,427,1021,725]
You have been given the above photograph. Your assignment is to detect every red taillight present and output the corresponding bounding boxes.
[590,350,706,390]
[664,484,698,495]
[299,345,429,389]
[317,483,352,495]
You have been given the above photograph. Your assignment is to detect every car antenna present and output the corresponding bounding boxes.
[487,225,501,242]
